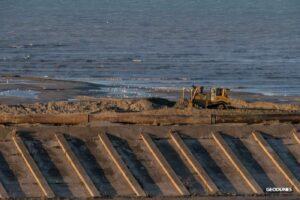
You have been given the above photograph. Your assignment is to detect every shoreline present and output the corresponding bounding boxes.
[0,75,299,105]
[0,75,299,117]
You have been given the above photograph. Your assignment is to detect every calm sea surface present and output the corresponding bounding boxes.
[1,0,300,98]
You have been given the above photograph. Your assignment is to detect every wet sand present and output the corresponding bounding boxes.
[0,75,299,105]
[0,75,105,104]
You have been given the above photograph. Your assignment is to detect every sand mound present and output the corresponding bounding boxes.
[0,96,299,116]
[0,98,175,115]
[230,98,300,111]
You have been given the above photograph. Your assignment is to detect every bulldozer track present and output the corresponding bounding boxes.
[0,124,298,199]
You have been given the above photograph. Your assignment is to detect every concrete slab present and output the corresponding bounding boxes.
[141,133,190,196]
[98,132,146,197]
[212,132,263,194]
[170,131,219,194]
[252,132,300,193]
[12,135,55,198]
[0,141,41,197]
[55,134,100,197]
[134,139,177,196]
[0,181,8,198]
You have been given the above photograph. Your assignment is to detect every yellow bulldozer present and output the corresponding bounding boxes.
[179,85,231,109]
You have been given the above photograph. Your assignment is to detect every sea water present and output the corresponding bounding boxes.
[0,0,299,98]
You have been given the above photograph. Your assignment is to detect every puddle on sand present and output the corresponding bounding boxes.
[0,89,39,99]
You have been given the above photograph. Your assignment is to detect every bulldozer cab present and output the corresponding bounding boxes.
[212,87,230,98]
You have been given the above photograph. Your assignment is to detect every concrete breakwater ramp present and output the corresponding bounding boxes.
[0,124,299,199]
